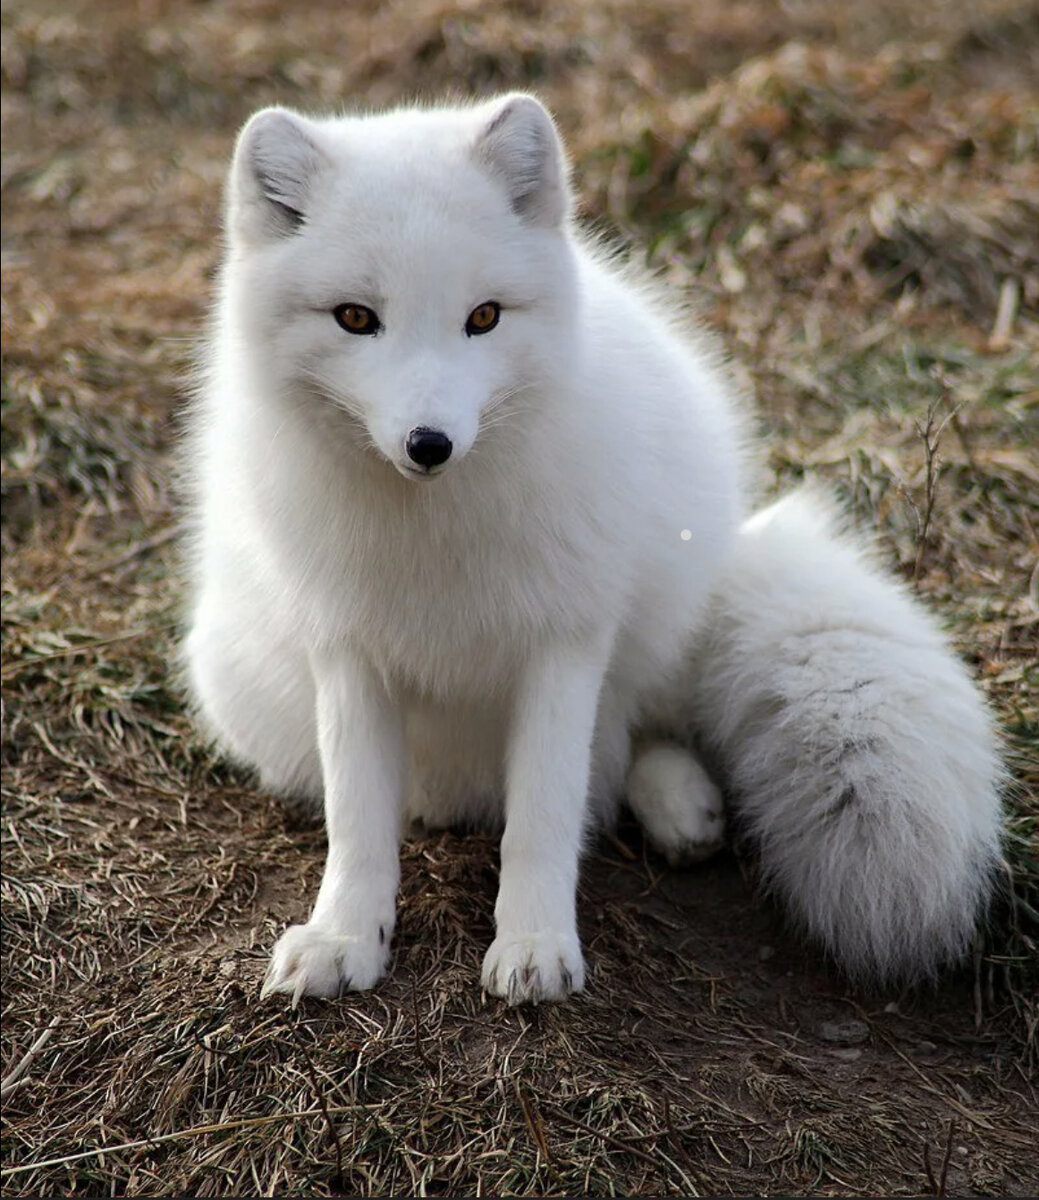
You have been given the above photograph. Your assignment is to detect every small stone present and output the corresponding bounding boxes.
[773,202,810,238]
[758,946,775,961]
[916,1040,937,1054]
[716,244,747,294]
[818,1019,870,1045]
[828,1047,862,1062]
[883,1001,900,1014]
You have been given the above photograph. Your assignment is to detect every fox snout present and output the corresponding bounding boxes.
[405,426,453,471]
[364,386,479,479]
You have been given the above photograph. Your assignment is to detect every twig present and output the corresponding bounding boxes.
[923,1118,957,1196]
[0,1016,60,1098]
[923,1140,937,1194]
[0,624,177,681]
[545,1104,666,1169]
[661,1093,701,1179]
[514,1078,554,1164]
[938,1119,956,1197]
[987,276,1019,352]
[289,1025,345,1189]
[874,1029,1001,1135]
[82,526,181,577]
[411,975,432,1070]
[0,1105,373,1177]
[912,396,960,585]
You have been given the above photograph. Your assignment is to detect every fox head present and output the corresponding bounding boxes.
[222,94,580,479]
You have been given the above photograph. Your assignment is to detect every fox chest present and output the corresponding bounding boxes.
[287,510,615,699]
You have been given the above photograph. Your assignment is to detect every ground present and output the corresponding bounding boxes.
[1,1,1037,1196]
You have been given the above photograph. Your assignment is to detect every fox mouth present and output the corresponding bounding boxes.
[396,461,446,481]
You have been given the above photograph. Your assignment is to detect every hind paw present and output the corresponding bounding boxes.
[628,744,726,866]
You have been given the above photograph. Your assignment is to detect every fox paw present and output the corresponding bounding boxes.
[261,922,389,1004]
[628,744,726,866]
[481,931,585,1005]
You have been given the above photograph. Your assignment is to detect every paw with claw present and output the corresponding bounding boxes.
[261,922,389,1005]
[481,930,585,1004]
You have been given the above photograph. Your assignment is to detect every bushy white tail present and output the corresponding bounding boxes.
[683,490,1005,982]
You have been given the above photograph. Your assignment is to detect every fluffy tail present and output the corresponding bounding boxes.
[685,489,1005,982]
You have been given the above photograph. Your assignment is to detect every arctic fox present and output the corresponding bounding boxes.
[183,93,1004,1004]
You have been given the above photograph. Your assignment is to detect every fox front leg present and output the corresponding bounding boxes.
[263,648,404,1003]
[482,636,610,1004]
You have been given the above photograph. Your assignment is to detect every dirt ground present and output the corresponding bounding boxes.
[2,0,1037,1196]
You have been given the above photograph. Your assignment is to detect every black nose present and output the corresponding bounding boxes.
[405,427,453,469]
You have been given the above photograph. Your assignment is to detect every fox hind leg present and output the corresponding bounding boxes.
[185,610,322,802]
[627,742,726,866]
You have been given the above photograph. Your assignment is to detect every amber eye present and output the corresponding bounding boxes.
[333,304,381,335]
[465,301,501,336]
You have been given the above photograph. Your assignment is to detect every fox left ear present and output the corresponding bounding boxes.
[473,94,570,228]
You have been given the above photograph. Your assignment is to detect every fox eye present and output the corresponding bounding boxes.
[465,301,501,336]
[333,304,381,335]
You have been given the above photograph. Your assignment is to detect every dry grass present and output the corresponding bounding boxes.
[2,0,1037,1195]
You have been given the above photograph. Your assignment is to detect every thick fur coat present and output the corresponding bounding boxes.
[183,94,1003,1004]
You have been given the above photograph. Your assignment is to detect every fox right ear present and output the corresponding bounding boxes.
[473,94,570,228]
[228,108,328,245]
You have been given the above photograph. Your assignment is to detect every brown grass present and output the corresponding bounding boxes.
[2,0,1037,1195]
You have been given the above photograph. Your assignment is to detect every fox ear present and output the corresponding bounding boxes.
[473,94,570,228]
[228,107,328,244]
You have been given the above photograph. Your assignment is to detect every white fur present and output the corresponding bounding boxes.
[666,491,1005,980]
[182,94,1003,1004]
[627,744,726,865]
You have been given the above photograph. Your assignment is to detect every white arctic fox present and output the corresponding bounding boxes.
[183,93,1004,1004]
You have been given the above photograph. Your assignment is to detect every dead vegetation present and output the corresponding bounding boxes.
[2,0,1037,1195]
